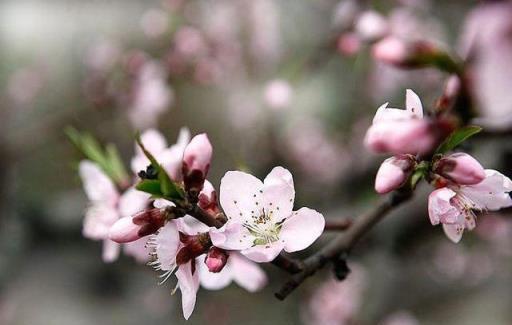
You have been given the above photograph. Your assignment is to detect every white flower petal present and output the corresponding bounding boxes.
[280,207,325,253]
[118,188,150,218]
[219,171,264,222]
[198,256,234,291]
[405,89,423,119]
[79,160,118,205]
[242,241,285,263]
[231,254,268,292]
[209,222,253,250]
[461,169,512,210]
[263,167,295,222]
[153,221,180,271]
[442,223,464,243]
[428,188,459,225]
[102,239,121,263]
[176,261,200,320]
[83,205,119,240]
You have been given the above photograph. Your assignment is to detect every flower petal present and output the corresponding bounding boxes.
[153,221,180,271]
[219,171,264,222]
[209,222,253,250]
[176,261,200,320]
[123,238,151,263]
[231,253,268,292]
[242,241,285,263]
[118,188,150,218]
[428,188,459,225]
[442,223,464,243]
[280,207,325,253]
[102,239,120,263]
[83,205,119,240]
[198,257,234,291]
[405,89,423,119]
[79,161,118,205]
[262,167,295,222]
[461,169,512,210]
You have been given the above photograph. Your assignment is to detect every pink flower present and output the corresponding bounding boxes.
[434,153,485,185]
[109,207,167,243]
[375,155,415,194]
[198,180,221,215]
[263,79,293,110]
[148,218,204,320]
[182,134,213,192]
[199,252,267,292]
[210,167,325,263]
[355,10,389,42]
[131,128,190,180]
[372,37,408,65]
[428,170,512,243]
[364,89,438,155]
[79,161,150,262]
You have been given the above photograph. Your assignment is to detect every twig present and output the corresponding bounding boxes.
[325,218,353,231]
[275,190,412,300]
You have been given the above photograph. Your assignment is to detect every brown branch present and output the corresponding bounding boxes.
[325,218,353,231]
[275,190,412,300]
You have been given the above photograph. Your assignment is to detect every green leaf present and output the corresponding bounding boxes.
[105,144,129,184]
[136,179,164,196]
[135,134,184,200]
[436,126,482,154]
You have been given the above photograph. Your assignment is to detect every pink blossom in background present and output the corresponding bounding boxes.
[247,0,282,68]
[131,128,190,180]
[210,167,325,263]
[428,170,512,243]
[84,39,121,72]
[263,79,293,110]
[140,9,169,39]
[302,264,367,325]
[173,26,207,61]
[7,66,45,107]
[459,2,512,129]
[128,60,174,129]
[355,10,389,42]
[331,0,361,30]
[379,311,420,325]
[337,32,361,56]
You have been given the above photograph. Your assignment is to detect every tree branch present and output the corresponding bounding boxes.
[275,190,412,300]
[325,218,353,231]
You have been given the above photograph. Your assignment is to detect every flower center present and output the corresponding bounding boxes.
[243,211,282,245]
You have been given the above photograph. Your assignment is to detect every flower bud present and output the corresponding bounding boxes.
[204,247,229,273]
[198,180,220,215]
[372,37,444,69]
[183,134,213,194]
[435,153,485,185]
[355,10,389,42]
[176,232,211,265]
[375,155,415,194]
[364,118,438,155]
[109,208,167,243]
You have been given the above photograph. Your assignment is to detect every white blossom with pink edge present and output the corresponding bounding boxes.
[79,161,151,262]
[210,167,325,263]
[428,170,512,243]
[364,89,437,155]
[198,252,267,292]
[131,128,190,180]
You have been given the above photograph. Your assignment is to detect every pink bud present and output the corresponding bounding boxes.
[109,217,141,243]
[198,180,220,215]
[372,37,408,65]
[204,247,229,273]
[183,133,213,193]
[365,119,438,155]
[109,208,167,243]
[435,153,485,185]
[375,156,415,194]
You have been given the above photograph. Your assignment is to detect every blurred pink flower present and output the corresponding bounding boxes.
[263,79,293,110]
[140,9,169,39]
[199,252,267,292]
[210,167,325,262]
[428,170,512,243]
[302,264,367,325]
[131,128,190,180]
[128,60,174,129]
[379,311,419,325]
[84,39,121,72]
[7,66,45,106]
[355,10,389,42]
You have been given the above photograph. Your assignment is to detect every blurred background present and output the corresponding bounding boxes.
[2,0,512,324]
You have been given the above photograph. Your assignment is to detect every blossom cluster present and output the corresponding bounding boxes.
[366,89,512,242]
[77,128,325,319]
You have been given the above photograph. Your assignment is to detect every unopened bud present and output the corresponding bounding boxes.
[435,153,485,185]
[183,134,213,195]
[372,37,451,70]
[355,10,389,42]
[198,180,220,215]
[204,247,229,273]
[176,232,211,265]
[375,155,415,194]
[109,208,167,243]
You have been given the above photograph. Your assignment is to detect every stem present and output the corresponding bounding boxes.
[325,219,352,231]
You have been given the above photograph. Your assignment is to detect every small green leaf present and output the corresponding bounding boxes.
[436,126,482,154]
[135,134,184,200]
[136,179,164,196]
